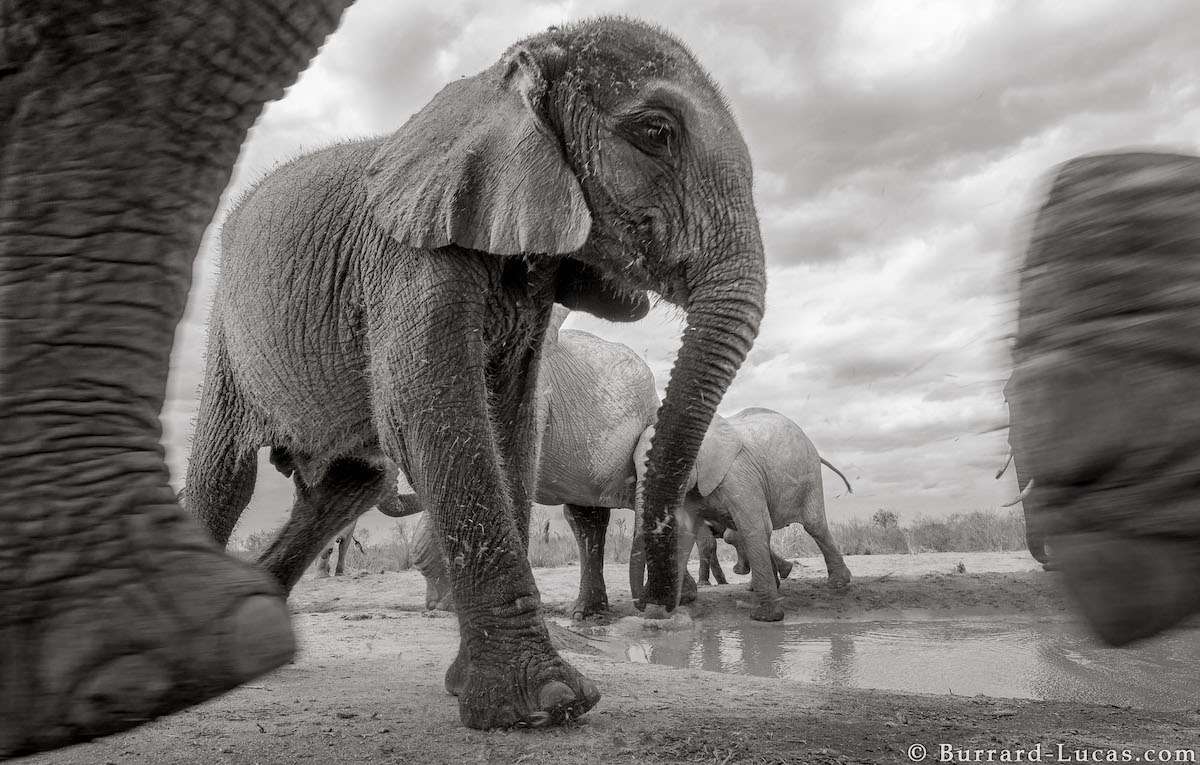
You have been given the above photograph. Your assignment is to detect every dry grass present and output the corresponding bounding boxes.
[228,507,1028,574]
[772,508,1027,557]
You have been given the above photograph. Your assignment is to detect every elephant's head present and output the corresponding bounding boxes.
[1008,151,1200,645]
[364,19,767,614]
[630,414,744,604]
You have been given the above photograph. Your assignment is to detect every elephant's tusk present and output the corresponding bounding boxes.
[995,451,1013,480]
[1001,478,1034,507]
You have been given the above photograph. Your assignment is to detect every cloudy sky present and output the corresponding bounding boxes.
[163,0,1200,541]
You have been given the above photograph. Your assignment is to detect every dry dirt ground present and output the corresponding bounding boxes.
[26,552,1200,764]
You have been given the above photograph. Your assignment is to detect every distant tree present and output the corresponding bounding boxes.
[871,509,899,529]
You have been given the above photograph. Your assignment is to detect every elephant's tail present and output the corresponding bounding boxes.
[377,493,424,518]
[820,457,853,494]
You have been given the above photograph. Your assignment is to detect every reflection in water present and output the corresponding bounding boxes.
[628,617,1200,710]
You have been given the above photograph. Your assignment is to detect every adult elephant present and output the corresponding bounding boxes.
[631,408,853,622]
[182,18,766,730]
[1007,151,1200,646]
[0,1,352,756]
[406,311,788,616]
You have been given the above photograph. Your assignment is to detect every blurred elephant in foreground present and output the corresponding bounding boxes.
[631,408,854,622]
[1007,151,1200,646]
[0,2,351,755]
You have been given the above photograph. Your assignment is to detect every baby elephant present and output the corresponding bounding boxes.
[632,407,853,622]
[695,518,794,586]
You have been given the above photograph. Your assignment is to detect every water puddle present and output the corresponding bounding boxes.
[575,615,1200,710]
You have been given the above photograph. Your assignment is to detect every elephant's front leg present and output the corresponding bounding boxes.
[717,489,783,621]
[374,315,598,729]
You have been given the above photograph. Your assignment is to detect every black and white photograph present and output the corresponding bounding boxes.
[2,1,1199,762]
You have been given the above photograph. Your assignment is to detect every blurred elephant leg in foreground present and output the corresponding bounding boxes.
[0,2,348,756]
[563,505,611,618]
[1008,152,1200,646]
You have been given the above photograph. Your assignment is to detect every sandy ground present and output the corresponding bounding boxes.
[27,552,1200,764]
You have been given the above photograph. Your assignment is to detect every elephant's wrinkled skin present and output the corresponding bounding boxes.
[1008,151,1200,646]
[0,1,350,756]
[183,19,766,728]
[631,407,853,622]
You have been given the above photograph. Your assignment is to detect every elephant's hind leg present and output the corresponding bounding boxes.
[257,458,386,593]
[798,496,851,587]
[564,505,611,618]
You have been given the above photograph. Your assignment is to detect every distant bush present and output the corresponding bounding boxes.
[342,521,415,572]
[771,508,1026,557]
[871,509,899,529]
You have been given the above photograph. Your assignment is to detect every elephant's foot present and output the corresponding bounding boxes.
[445,647,470,696]
[680,572,699,605]
[733,562,749,576]
[1041,561,1057,572]
[570,594,609,621]
[750,599,785,622]
[776,559,794,580]
[1055,532,1200,647]
[426,580,455,612]
[2,544,293,757]
[446,638,599,728]
[827,565,851,588]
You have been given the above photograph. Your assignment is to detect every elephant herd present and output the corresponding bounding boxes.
[369,306,855,623]
[4,2,1200,757]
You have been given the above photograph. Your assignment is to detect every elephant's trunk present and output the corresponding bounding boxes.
[629,488,647,601]
[638,244,766,613]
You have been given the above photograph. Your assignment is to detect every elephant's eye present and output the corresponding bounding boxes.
[629,114,678,158]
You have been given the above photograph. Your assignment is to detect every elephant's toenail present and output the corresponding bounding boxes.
[228,595,294,677]
[73,655,169,729]
[537,680,575,711]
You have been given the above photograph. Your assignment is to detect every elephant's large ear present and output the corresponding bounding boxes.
[364,43,590,255]
[555,258,651,322]
[691,415,742,497]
